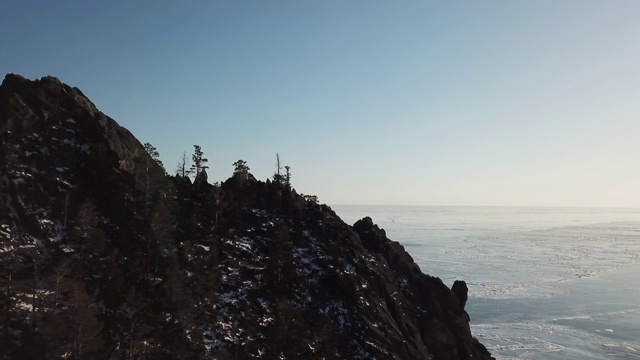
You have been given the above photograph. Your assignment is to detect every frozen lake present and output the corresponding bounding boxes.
[333,206,640,360]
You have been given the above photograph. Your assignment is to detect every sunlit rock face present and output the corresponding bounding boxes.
[0,74,493,360]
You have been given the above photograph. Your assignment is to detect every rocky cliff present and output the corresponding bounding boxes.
[0,74,493,360]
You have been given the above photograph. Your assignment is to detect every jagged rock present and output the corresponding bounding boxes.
[0,74,493,360]
[195,168,208,185]
[353,218,491,360]
[452,280,469,310]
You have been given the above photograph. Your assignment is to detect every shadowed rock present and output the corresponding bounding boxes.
[452,280,469,310]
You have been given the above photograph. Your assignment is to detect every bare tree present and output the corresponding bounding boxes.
[273,153,284,183]
[175,151,192,178]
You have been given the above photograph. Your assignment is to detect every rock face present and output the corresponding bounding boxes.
[0,74,493,360]
[451,281,469,310]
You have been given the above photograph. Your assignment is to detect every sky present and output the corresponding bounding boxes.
[1,1,639,207]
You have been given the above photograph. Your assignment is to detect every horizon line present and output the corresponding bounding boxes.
[329,204,640,209]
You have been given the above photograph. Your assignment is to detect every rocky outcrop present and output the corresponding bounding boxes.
[451,281,469,310]
[353,218,491,359]
[0,74,492,360]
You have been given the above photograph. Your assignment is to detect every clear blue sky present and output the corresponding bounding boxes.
[2,1,639,206]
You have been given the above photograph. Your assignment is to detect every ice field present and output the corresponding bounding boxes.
[334,206,640,360]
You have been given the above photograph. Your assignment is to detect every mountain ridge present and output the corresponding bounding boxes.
[0,74,493,360]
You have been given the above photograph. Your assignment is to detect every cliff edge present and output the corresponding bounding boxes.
[0,74,493,359]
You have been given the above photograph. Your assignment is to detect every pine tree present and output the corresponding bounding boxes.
[0,166,6,221]
[232,159,250,181]
[136,143,174,277]
[40,277,104,359]
[0,228,36,339]
[265,298,307,359]
[0,241,16,338]
[140,142,163,217]
[284,165,291,188]
[119,288,154,360]
[190,145,209,178]
[68,200,100,257]
[147,195,175,277]
[143,142,164,172]
[266,224,297,295]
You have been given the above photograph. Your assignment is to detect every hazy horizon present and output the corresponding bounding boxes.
[2,1,639,207]
[331,204,640,209]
